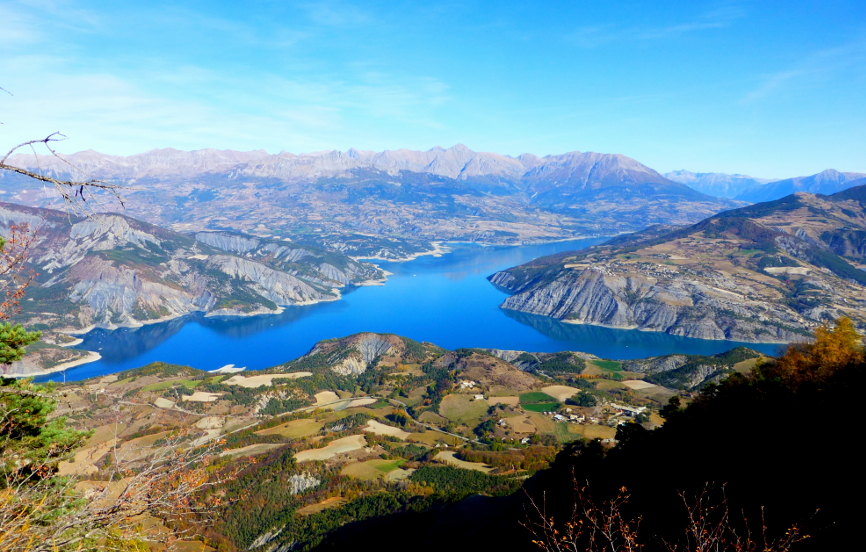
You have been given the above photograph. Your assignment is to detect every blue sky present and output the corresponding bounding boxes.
[1,0,864,177]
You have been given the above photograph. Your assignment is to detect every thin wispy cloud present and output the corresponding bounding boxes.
[743,38,866,102]
[302,1,372,27]
[567,5,745,48]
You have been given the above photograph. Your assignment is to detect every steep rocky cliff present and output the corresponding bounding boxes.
[490,187,866,343]
[0,202,383,332]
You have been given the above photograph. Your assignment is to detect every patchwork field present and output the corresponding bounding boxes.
[733,357,763,374]
[439,394,489,425]
[142,379,201,392]
[505,414,536,434]
[154,398,175,409]
[488,396,519,406]
[347,398,377,408]
[182,391,223,402]
[622,380,658,390]
[342,458,407,480]
[521,402,559,413]
[363,419,410,440]
[540,385,580,402]
[314,391,340,405]
[222,373,312,388]
[296,497,348,516]
[408,431,462,446]
[584,359,624,376]
[435,451,493,473]
[567,423,617,440]
[220,443,285,458]
[256,418,324,439]
[295,435,367,462]
[519,391,558,403]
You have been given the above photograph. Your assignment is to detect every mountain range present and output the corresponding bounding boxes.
[666,168,866,202]
[489,185,866,342]
[664,170,775,199]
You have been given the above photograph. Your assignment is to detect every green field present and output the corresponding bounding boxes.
[589,360,622,371]
[521,402,560,413]
[519,392,558,403]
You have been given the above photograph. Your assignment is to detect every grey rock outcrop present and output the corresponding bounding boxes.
[0,203,380,331]
[494,268,806,343]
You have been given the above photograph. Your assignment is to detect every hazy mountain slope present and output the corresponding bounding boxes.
[2,146,742,251]
[735,169,866,203]
[664,170,775,199]
[0,202,382,332]
[488,186,866,342]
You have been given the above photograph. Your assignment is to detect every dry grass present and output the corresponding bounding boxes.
[181,391,223,402]
[434,451,493,473]
[347,398,377,408]
[313,391,340,405]
[621,380,658,390]
[363,420,410,440]
[222,372,312,388]
[595,380,628,391]
[540,385,580,402]
[295,435,367,462]
[733,357,762,374]
[408,431,461,446]
[342,458,407,480]
[526,412,555,434]
[439,394,489,425]
[505,414,537,434]
[219,443,284,458]
[567,424,617,439]
[296,497,348,516]
[488,396,519,406]
[257,418,324,439]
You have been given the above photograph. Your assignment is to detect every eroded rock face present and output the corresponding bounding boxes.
[300,333,403,376]
[496,268,807,343]
[0,203,380,331]
[490,187,866,343]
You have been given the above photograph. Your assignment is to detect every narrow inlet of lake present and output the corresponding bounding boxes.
[38,239,781,382]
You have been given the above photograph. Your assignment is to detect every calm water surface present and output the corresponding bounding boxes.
[38,239,780,382]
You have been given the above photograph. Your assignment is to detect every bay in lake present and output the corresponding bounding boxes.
[37,239,781,382]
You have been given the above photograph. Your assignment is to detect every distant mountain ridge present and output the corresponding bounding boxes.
[666,168,866,203]
[664,170,775,199]
[8,144,688,190]
[735,169,866,203]
[2,145,742,252]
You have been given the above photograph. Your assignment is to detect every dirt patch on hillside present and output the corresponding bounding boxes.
[435,451,493,473]
[182,392,224,402]
[222,373,312,388]
[488,396,519,406]
[363,420,410,440]
[540,385,580,402]
[295,435,367,462]
[314,391,340,405]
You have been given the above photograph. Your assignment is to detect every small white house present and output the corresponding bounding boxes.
[474,394,485,400]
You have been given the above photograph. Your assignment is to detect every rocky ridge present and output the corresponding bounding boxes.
[489,186,866,343]
[0,202,383,333]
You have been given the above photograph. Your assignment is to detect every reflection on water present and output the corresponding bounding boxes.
[502,310,780,359]
[38,238,781,382]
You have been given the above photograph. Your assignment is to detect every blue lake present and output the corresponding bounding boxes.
[37,239,781,382]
